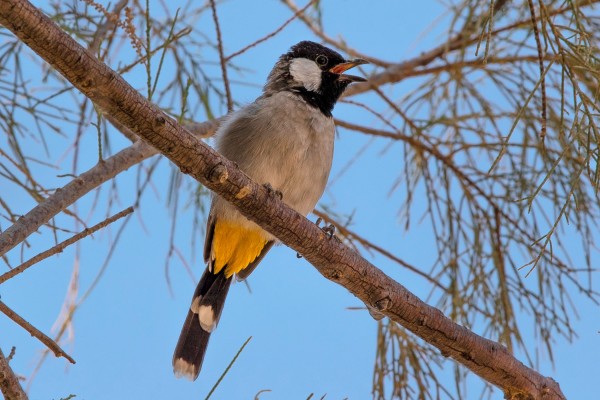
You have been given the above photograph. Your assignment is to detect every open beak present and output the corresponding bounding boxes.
[329,58,369,82]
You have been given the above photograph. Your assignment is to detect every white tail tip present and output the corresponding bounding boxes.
[173,357,198,381]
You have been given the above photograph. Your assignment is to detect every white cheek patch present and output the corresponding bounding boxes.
[289,58,322,92]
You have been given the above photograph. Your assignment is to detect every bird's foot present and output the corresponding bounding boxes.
[323,223,336,239]
[263,183,283,200]
[315,217,336,239]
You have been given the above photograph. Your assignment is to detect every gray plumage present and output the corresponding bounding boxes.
[212,90,335,236]
[173,41,367,381]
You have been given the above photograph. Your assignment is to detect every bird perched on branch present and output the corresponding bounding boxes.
[172,40,368,380]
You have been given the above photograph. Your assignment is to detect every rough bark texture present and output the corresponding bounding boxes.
[0,347,27,400]
[0,1,566,398]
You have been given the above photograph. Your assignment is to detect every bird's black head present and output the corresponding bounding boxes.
[264,41,368,116]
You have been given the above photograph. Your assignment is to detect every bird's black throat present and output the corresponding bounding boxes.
[290,77,349,117]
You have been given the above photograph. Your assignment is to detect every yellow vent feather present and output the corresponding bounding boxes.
[211,220,267,278]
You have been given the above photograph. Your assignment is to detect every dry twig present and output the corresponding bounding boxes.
[226,0,316,61]
[209,0,233,111]
[0,301,76,364]
[0,207,133,284]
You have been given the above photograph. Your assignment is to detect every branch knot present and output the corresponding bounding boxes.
[207,163,229,184]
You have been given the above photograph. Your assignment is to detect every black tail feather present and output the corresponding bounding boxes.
[172,267,232,380]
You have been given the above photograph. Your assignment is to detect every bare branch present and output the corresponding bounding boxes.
[0,301,76,364]
[0,121,218,259]
[343,0,600,97]
[209,0,233,111]
[527,0,548,138]
[226,0,316,62]
[281,0,393,67]
[88,0,129,55]
[0,207,133,284]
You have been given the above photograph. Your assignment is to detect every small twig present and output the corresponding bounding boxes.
[6,347,15,362]
[225,0,315,61]
[340,99,400,132]
[335,118,557,264]
[205,336,252,399]
[0,207,134,284]
[0,345,27,400]
[88,0,129,55]
[254,389,272,400]
[0,301,76,364]
[81,0,144,57]
[209,0,233,112]
[281,0,391,67]
[370,85,422,135]
[0,120,218,260]
[527,0,547,138]
[475,0,495,62]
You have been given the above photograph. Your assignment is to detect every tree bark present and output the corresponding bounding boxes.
[0,346,27,400]
[0,1,566,398]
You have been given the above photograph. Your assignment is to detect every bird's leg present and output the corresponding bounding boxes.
[263,183,283,200]
[322,223,336,239]
[296,218,336,259]
[297,217,323,259]
[314,217,336,239]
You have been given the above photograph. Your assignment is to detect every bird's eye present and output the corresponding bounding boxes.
[315,55,328,66]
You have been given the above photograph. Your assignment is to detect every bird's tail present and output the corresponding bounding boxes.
[172,267,232,381]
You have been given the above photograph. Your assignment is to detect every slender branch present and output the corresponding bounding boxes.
[209,0,233,111]
[87,0,129,55]
[0,121,218,259]
[0,346,27,400]
[281,0,392,67]
[226,0,315,62]
[6,347,15,363]
[0,207,133,284]
[0,301,76,364]
[336,119,561,262]
[342,0,595,98]
[527,0,547,138]
[0,2,565,397]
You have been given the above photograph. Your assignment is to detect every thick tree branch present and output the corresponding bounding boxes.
[0,1,566,398]
[0,346,27,400]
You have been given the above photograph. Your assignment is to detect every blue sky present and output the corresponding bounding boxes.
[1,1,598,399]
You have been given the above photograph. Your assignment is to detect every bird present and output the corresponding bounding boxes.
[172,40,368,381]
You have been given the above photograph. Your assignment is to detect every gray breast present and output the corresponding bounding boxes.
[212,91,335,233]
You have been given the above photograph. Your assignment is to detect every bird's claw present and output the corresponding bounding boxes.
[263,183,283,200]
[315,217,336,239]
[322,223,336,239]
